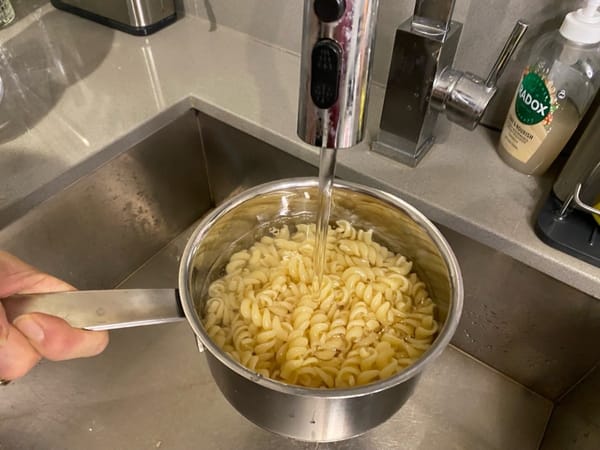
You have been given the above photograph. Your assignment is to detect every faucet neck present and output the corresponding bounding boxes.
[412,0,456,36]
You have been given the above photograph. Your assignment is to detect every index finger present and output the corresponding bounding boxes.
[0,251,74,297]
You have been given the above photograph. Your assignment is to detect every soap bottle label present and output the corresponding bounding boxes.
[500,68,558,163]
[515,72,552,124]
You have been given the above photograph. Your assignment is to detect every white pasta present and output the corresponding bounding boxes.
[202,220,439,389]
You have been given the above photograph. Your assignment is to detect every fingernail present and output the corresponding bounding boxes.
[14,315,45,343]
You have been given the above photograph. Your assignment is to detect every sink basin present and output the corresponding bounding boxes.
[0,109,317,290]
[0,108,560,448]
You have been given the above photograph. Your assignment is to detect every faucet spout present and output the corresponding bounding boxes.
[297,0,379,149]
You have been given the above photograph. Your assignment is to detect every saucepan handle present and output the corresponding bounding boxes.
[2,289,186,331]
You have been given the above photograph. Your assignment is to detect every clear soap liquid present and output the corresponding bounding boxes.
[498,98,580,175]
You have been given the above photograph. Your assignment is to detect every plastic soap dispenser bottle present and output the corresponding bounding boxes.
[498,0,600,175]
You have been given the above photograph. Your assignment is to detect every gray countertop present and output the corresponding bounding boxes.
[0,5,598,299]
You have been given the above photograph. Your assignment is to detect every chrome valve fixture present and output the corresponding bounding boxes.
[431,20,529,131]
[370,0,527,166]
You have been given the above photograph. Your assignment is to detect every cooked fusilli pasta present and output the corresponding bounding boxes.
[202,220,438,388]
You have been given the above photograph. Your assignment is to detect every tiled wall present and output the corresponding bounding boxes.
[177,0,577,129]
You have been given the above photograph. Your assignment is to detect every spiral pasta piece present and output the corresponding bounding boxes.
[202,220,438,388]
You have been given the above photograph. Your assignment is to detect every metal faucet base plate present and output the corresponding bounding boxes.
[371,130,434,167]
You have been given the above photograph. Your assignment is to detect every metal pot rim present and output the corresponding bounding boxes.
[179,177,464,398]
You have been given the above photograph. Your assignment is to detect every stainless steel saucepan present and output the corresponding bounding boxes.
[4,178,463,442]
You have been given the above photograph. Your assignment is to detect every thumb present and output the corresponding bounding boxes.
[13,313,109,361]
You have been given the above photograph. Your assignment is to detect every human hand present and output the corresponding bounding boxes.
[0,251,109,381]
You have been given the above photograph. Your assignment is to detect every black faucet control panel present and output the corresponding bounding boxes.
[310,39,342,109]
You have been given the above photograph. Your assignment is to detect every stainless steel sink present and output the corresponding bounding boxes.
[0,109,317,290]
[0,107,586,449]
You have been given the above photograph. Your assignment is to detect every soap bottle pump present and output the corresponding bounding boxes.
[497,0,600,175]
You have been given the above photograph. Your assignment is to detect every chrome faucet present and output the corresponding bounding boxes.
[373,0,527,166]
[297,0,527,167]
[297,0,379,149]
